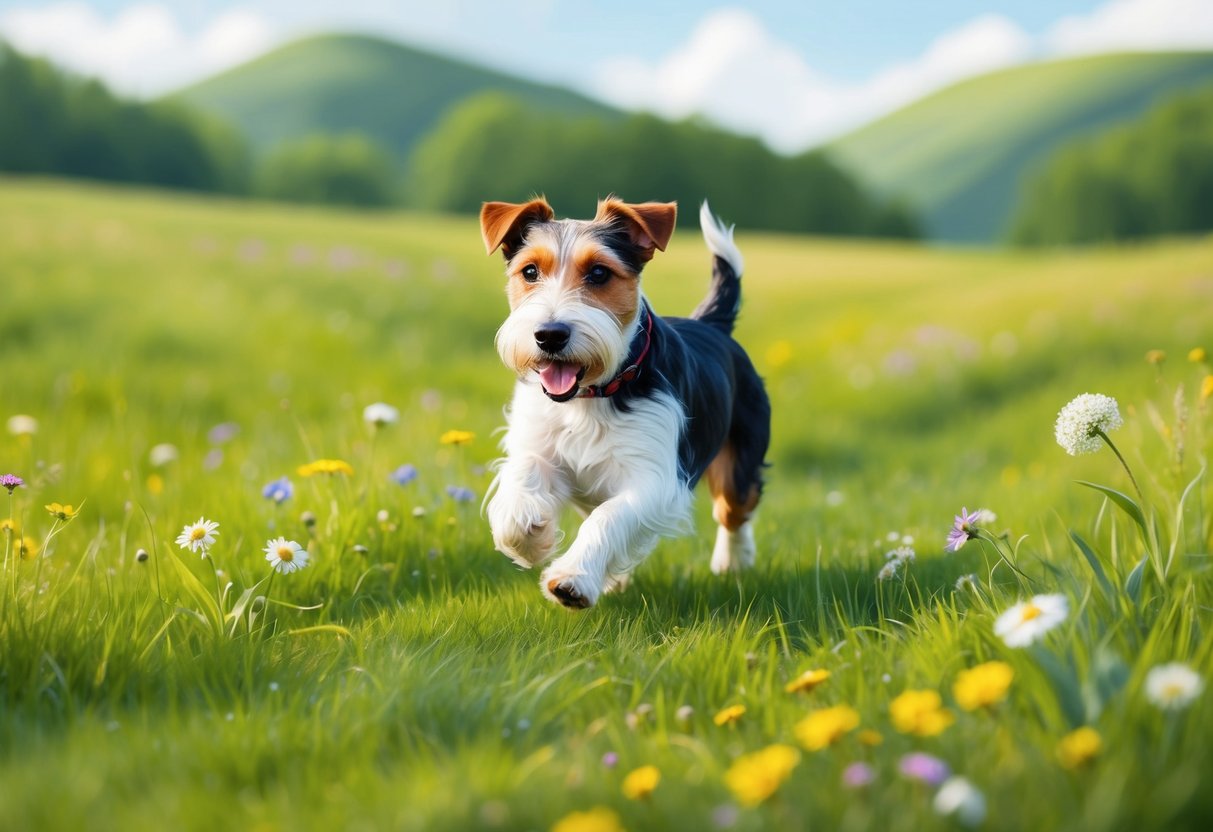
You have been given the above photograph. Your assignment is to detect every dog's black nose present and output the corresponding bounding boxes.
[534,322,571,353]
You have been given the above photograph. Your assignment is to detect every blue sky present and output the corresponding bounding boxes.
[2,1,1209,148]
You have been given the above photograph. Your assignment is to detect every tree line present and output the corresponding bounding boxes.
[1010,84,1213,246]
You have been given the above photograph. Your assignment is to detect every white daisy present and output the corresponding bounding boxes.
[1055,393,1123,456]
[1145,662,1204,710]
[363,402,400,428]
[149,443,179,467]
[6,414,39,436]
[175,517,219,555]
[933,777,987,827]
[994,593,1068,647]
[264,537,309,574]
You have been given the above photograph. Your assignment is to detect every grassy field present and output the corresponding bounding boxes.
[1,178,1212,831]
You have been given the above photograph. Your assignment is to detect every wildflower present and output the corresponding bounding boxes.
[6,414,38,436]
[390,464,419,486]
[1145,349,1166,365]
[550,806,625,832]
[876,560,901,581]
[261,476,294,504]
[621,765,661,800]
[898,752,951,786]
[411,506,426,518]
[766,340,793,369]
[1145,662,1204,710]
[297,458,354,477]
[994,594,1068,647]
[946,507,982,552]
[886,545,915,563]
[1,518,19,535]
[1057,726,1102,769]
[203,449,223,470]
[446,485,475,503]
[857,729,883,746]
[1190,347,1207,363]
[974,508,997,524]
[148,443,179,467]
[952,661,1014,711]
[675,705,694,724]
[439,429,475,446]
[363,402,400,428]
[785,668,831,694]
[264,537,309,574]
[45,502,79,521]
[1202,375,1213,401]
[207,422,240,444]
[842,761,875,788]
[135,548,149,563]
[714,704,746,726]
[601,751,619,768]
[1,474,25,494]
[301,510,317,528]
[1054,393,1123,456]
[955,573,979,592]
[722,744,800,807]
[14,535,38,561]
[175,517,219,555]
[934,776,987,826]
[890,690,954,736]
[795,705,860,751]
[146,474,164,495]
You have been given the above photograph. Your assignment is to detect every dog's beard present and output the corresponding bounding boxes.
[496,295,632,397]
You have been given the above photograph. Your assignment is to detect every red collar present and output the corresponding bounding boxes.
[576,307,654,399]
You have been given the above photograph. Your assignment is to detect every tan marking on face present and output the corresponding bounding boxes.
[558,242,640,326]
[706,441,760,531]
[504,245,558,308]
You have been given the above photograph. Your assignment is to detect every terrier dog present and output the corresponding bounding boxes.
[480,197,770,608]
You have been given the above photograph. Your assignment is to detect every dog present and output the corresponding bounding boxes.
[480,196,770,608]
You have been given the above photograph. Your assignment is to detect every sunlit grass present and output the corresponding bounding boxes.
[1,178,1212,831]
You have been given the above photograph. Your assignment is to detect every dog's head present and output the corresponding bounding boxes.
[480,197,677,401]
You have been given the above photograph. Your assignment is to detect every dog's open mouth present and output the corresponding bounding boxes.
[538,361,585,401]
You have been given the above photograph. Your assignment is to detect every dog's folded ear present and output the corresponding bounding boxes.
[480,199,555,258]
[595,198,678,264]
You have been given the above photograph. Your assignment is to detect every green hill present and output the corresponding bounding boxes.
[172,33,619,160]
[829,51,1213,243]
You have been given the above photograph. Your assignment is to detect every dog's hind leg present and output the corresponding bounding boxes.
[706,366,770,575]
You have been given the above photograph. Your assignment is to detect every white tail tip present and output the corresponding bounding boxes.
[699,201,744,276]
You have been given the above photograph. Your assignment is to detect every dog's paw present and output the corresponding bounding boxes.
[490,513,557,568]
[710,523,756,575]
[540,566,600,609]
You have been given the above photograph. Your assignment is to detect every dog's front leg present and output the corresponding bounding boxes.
[540,490,670,609]
[487,452,567,569]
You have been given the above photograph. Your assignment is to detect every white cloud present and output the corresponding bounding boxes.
[1047,0,1213,55]
[593,8,1033,152]
[0,2,276,97]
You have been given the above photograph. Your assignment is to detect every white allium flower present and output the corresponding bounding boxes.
[1055,393,1123,455]
[994,593,1068,647]
[264,537,309,574]
[933,776,987,827]
[149,443,179,467]
[1145,662,1204,710]
[886,545,916,564]
[877,560,902,581]
[6,414,38,436]
[175,517,219,555]
[363,402,400,428]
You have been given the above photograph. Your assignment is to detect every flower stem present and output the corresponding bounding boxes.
[1096,429,1145,505]
[976,530,1035,588]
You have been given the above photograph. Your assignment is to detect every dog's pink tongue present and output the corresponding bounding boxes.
[539,362,580,396]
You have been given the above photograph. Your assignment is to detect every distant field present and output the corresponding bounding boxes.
[1,179,1211,831]
[830,51,1213,243]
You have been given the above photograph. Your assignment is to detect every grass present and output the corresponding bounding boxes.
[1,177,1212,831]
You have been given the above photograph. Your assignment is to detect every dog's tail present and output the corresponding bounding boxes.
[690,201,744,335]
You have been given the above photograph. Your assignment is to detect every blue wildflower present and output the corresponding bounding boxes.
[390,464,419,486]
[261,476,294,504]
[446,485,475,503]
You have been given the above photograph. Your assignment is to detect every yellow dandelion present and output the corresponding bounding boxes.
[146,473,164,495]
[766,340,793,369]
[551,806,625,832]
[1145,349,1166,365]
[0,518,18,535]
[45,502,79,522]
[1190,347,1207,363]
[857,729,884,747]
[621,765,661,800]
[1057,726,1102,769]
[794,705,860,751]
[713,704,746,726]
[14,535,38,561]
[723,744,800,807]
[890,689,955,737]
[952,661,1014,711]
[1201,375,1213,401]
[297,458,355,477]
[439,429,475,446]
[785,668,831,694]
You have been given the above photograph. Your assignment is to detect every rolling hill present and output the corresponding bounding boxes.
[172,33,620,160]
[829,51,1213,243]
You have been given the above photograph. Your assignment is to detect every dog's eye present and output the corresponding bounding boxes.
[585,265,611,285]
[521,264,539,282]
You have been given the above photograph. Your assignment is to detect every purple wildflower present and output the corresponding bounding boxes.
[601,751,619,768]
[946,507,982,552]
[261,476,294,504]
[899,752,951,786]
[842,761,875,788]
[1,474,24,494]
[390,464,419,486]
[207,422,240,445]
[446,485,475,503]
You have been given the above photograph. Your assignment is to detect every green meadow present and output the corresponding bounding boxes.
[2,178,1212,831]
